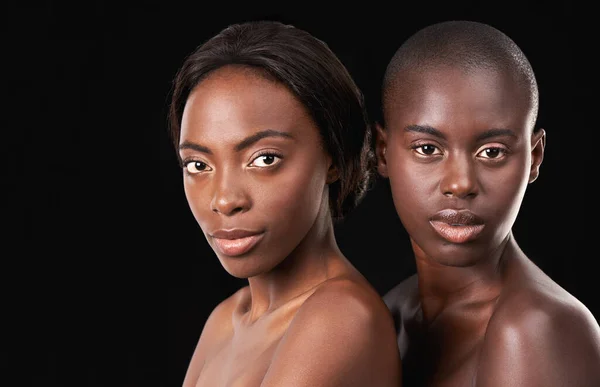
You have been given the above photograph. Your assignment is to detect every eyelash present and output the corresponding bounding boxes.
[410,143,510,160]
[411,143,442,156]
[180,150,284,175]
[477,147,509,159]
[249,151,283,167]
[182,159,210,175]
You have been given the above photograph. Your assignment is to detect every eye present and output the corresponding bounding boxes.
[249,153,282,168]
[477,146,507,159]
[185,161,211,174]
[413,144,442,156]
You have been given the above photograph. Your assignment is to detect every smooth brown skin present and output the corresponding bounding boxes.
[179,65,401,387]
[377,65,600,386]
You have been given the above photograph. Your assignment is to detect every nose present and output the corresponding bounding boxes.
[210,170,251,216]
[439,153,478,199]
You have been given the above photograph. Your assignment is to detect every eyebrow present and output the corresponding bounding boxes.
[178,129,295,154]
[476,128,518,141]
[404,125,517,142]
[234,129,294,152]
[178,141,212,154]
[405,125,446,140]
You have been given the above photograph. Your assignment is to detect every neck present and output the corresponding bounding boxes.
[413,232,517,323]
[245,201,344,322]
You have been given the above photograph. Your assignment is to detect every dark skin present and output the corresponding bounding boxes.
[179,65,401,387]
[377,65,600,386]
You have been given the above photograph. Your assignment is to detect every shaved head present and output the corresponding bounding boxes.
[382,20,539,130]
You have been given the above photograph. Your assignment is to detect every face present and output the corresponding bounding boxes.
[377,66,545,266]
[179,66,333,278]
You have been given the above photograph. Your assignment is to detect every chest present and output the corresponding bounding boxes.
[404,329,484,386]
[401,304,495,386]
[195,322,286,387]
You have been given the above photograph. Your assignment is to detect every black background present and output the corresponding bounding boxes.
[9,2,594,386]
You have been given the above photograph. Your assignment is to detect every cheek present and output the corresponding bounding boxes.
[481,159,530,226]
[182,178,211,228]
[387,154,435,212]
[265,163,327,226]
[386,160,436,237]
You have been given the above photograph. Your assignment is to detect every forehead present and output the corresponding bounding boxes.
[384,66,535,134]
[180,66,313,142]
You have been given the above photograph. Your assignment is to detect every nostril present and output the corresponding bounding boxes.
[213,205,245,215]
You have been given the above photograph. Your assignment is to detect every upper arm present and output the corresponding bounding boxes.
[477,302,600,387]
[260,282,401,387]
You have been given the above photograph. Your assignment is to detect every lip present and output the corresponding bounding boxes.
[209,229,265,257]
[429,209,485,244]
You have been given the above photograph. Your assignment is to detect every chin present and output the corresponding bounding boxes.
[219,255,279,279]
[426,243,485,267]
[431,254,480,267]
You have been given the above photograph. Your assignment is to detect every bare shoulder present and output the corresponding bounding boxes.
[199,286,249,341]
[477,272,600,387]
[182,287,249,387]
[489,266,600,349]
[292,276,397,343]
[302,275,398,332]
[261,277,401,387]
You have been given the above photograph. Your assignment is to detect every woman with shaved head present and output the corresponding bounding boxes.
[377,20,600,387]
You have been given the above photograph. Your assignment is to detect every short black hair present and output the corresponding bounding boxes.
[382,20,539,130]
[169,20,374,220]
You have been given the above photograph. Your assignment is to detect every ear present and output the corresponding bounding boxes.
[326,162,339,184]
[375,122,389,178]
[529,128,546,184]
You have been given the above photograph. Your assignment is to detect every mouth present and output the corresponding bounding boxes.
[209,229,265,257]
[429,209,485,244]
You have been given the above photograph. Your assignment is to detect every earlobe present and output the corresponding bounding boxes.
[326,164,339,184]
[529,128,546,183]
[375,122,389,178]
